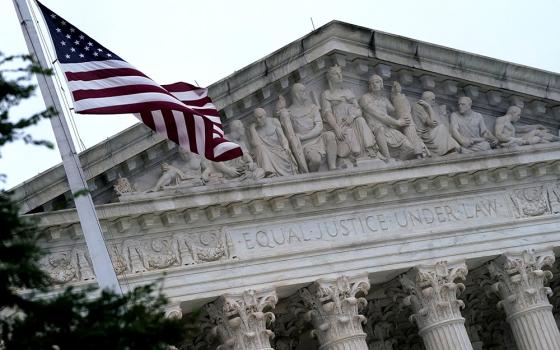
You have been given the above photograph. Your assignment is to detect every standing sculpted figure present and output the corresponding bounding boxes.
[321,65,377,162]
[249,108,298,177]
[412,91,462,156]
[495,105,560,147]
[277,83,337,172]
[359,74,416,160]
[450,96,498,151]
[202,120,265,182]
[391,81,427,158]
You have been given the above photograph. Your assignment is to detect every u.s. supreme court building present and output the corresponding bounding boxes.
[12,21,560,349]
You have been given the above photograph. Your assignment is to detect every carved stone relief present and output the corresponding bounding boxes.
[450,96,499,152]
[509,185,551,218]
[202,119,265,183]
[104,61,559,197]
[249,107,299,177]
[39,247,95,284]
[205,289,278,350]
[495,105,560,147]
[41,230,230,284]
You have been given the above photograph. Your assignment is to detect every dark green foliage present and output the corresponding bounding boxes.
[0,53,187,349]
[3,285,185,350]
[0,191,49,307]
[0,52,55,151]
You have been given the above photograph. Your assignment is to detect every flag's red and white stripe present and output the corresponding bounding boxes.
[60,59,242,161]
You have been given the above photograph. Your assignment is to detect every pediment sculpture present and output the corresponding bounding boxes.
[113,63,559,198]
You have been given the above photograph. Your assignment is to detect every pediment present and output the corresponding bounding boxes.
[13,20,560,215]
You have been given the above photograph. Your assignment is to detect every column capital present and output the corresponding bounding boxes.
[489,247,555,316]
[206,288,278,350]
[164,302,183,319]
[400,261,468,333]
[297,273,370,350]
[487,248,560,350]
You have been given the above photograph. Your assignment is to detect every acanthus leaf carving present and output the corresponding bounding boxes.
[400,261,470,343]
[297,273,370,350]
[206,288,278,350]
[488,248,555,315]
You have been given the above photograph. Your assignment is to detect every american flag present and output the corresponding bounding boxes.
[36,1,242,162]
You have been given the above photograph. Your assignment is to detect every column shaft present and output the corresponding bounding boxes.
[320,333,367,350]
[420,319,473,350]
[508,305,560,350]
[489,248,560,350]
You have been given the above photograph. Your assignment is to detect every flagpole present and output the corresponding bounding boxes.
[12,0,122,294]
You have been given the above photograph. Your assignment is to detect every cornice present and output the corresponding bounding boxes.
[30,143,560,241]
[10,21,560,215]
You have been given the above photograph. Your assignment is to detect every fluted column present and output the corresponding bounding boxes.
[206,288,278,350]
[297,273,371,350]
[488,248,560,350]
[400,261,473,350]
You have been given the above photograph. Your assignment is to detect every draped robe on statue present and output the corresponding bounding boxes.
[250,118,298,177]
[412,103,460,156]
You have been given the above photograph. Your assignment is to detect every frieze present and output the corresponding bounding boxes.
[227,188,558,259]
[227,194,513,258]
[36,181,560,286]
[107,63,560,205]
[40,229,230,284]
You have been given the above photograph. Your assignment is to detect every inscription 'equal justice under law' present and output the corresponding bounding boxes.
[235,198,503,251]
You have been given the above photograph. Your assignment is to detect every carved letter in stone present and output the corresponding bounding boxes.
[206,288,278,350]
[450,96,498,151]
[279,83,337,172]
[400,261,473,350]
[249,108,299,177]
[391,81,427,158]
[297,273,371,350]
[322,65,377,165]
[202,120,265,183]
[412,91,462,156]
[488,248,560,350]
[495,105,560,147]
[359,75,417,160]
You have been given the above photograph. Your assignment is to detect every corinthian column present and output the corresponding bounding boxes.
[400,261,473,350]
[297,273,371,350]
[488,248,560,350]
[206,288,278,350]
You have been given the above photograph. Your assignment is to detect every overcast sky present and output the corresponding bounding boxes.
[2,0,559,189]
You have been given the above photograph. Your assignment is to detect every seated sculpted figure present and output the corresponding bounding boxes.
[359,74,416,160]
[277,83,337,172]
[321,65,377,162]
[495,105,560,147]
[249,108,298,177]
[202,120,265,183]
[450,97,498,151]
[412,91,462,156]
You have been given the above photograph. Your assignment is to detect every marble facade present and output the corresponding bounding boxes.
[11,21,560,349]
